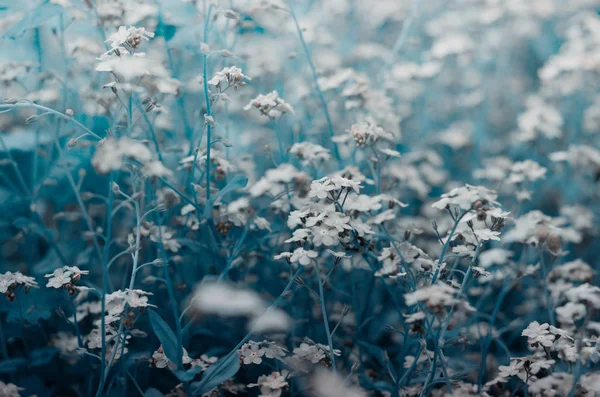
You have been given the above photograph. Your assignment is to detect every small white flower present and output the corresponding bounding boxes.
[244,91,294,119]
[105,26,154,50]
[290,248,318,266]
[308,179,336,200]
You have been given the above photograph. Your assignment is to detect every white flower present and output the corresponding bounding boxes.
[244,91,294,119]
[323,212,351,232]
[308,179,336,199]
[516,96,563,142]
[312,227,339,247]
[45,268,74,289]
[92,138,153,174]
[142,161,173,178]
[474,228,501,242]
[239,341,265,365]
[0,271,38,298]
[290,248,318,266]
[329,175,362,193]
[152,346,192,370]
[309,370,366,397]
[529,358,555,375]
[289,142,331,166]
[191,282,266,317]
[248,370,289,397]
[208,66,250,89]
[349,118,393,147]
[0,381,24,397]
[556,302,587,325]
[105,26,154,50]
[565,283,600,309]
[285,229,310,243]
[432,184,498,211]
[521,321,556,347]
[404,283,458,311]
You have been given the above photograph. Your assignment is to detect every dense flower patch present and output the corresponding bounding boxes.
[0,0,599,396]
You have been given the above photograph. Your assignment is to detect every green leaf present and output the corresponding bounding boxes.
[191,353,240,396]
[0,358,27,373]
[203,175,248,218]
[148,310,179,367]
[173,365,203,382]
[143,388,164,397]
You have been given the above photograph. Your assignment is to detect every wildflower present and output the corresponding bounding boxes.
[473,228,501,241]
[91,138,153,174]
[0,271,38,301]
[290,248,318,266]
[239,341,265,365]
[45,268,72,289]
[432,184,499,211]
[0,381,24,397]
[348,118,393,147]
[45,266,89,294]
[311,227,339,247]
[556,302,587,325]
[52,332,81,364]
[249,308,291,333]
[309,370,366,397]
[248,370,289,396]
[190,282,266,317]
[262,341,287,359]
[521,321,569,348]
[208,66,250,90]
[151,346,193,370]
[284,228,310,244]
[105,26,154,50]
[516,96,563,142]
[308,179,336,199]
[404,283,458,313]
[565,283,600,309]
[289,142,331,166]
[244,91,294,119]
[292,340,341,364]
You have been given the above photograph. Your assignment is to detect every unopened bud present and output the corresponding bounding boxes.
[65,108,74,116]
[4,98,18,104]
[342,305,350,316]
[222,9,239,19]
[67,138,78,149]
[547,233,561,255]
[219,49,235,58]
[111,182,120,194]
[25,115,39,124]
[204,115,216,127]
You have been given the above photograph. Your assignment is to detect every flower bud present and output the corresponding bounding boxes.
[26,115,39,124]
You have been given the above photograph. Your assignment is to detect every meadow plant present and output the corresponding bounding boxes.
[0,0,600,396]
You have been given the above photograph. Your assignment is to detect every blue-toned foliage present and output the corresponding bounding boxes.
[0,0,600,396]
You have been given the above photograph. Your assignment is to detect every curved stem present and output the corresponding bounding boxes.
[0,103,102,140]
[288,1,341,163]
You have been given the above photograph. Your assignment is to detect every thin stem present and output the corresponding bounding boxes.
[97,172,115,397]
[0,103,102,140]
[314,261,337,373]
[287,1,341,163]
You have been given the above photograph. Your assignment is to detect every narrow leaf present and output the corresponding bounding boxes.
[192,353,240,396]
[203,175,248,218]
[148,310,179,366]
